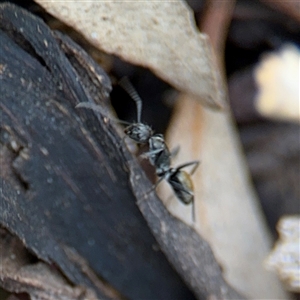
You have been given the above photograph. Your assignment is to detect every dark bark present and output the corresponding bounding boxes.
[0,3,244,300]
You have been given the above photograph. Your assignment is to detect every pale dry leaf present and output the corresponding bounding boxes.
[158,93,289,299]
[36,0,225,109]
[255,44,300,123]
[265,215,300,292]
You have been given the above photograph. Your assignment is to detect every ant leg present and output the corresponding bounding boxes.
[167,180,194,196]
[192,201,196,223]
[139,175,166,204]
[139,148,163,160]
[176,160,200,175]
[152,175,166,191]
[190,161,200,175]
[119,77,143,124]
[164,179,196,223]
[142,174,167,198]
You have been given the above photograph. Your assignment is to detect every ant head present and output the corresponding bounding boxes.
[124,123,153,143]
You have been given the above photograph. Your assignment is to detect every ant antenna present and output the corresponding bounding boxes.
[119,77,143,123]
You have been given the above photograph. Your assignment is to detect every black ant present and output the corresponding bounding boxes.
[118,80,200,222]
[76,78,199,222]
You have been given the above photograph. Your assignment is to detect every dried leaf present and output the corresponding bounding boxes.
[255,44,300,123]
[36,0,225,109]
[158,93,289,299]
[265,216,300,292]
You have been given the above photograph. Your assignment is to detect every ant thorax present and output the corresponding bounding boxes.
[124,123,153,143]
[148,134,171,176]
[149,134,165,151]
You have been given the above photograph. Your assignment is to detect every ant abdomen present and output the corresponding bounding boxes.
[169,170,194,205]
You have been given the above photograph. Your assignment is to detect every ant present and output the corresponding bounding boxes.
[117,79,200,222]
[76,78,199,222]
